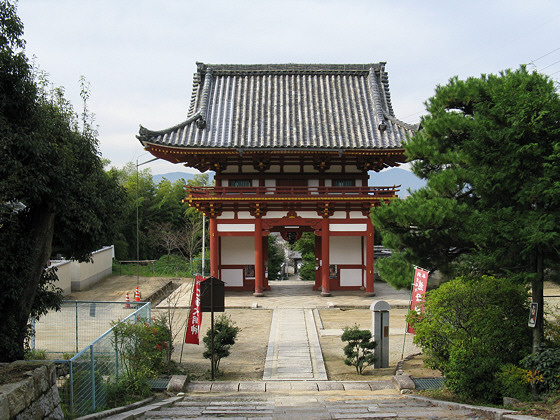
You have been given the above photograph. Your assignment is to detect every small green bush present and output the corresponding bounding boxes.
[341,325,376,375]
[496,364,532,401]
[112,316,171,393]
[203,315,240,374]
[521,347,560,395]
[24,348,47,360]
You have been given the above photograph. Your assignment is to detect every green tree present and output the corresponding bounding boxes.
[372,67,560,350]
[0,1,125,362]
[341,325,376,375]
[293,232,316,281]
[408,276,532,402]
[202,314,240,374]
[267,235,285,280]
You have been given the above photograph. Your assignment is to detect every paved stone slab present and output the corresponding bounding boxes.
[210,382,240,392]
[341,382,374,391]
[317,381,345,391]
[238,381,267,392]
[263,308,327,381]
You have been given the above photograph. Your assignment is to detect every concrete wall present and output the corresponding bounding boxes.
[48,260,72,295]
[47,246,114,295]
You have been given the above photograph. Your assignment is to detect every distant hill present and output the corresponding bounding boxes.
[368,168,426,198]
[153,172,210,184]
[153,168,425,198]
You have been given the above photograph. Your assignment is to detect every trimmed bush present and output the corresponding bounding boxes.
[408,275,532,403]
[341,325,376,375]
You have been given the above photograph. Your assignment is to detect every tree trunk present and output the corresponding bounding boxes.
[0,208,55,362]
[532,250,544,353]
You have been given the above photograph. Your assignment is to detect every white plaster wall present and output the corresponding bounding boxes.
[340,268,363,287]
[237,211,253,219]
[217,223,255,232]
[263,211,288,218]
[221,236,255,265]
[219,211,236,219]
[242,165,257,173]
[331,211,347,219]
[220,268,244,287]
[265,179,276,187]
[330,236,362,264]
[330,223,367,232]
[70,246,114,291]
[296,211,321,219]
[326,165,343,173]
[283,165,300,173]
[49,260,72,295]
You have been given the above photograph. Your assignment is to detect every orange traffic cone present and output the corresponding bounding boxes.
[134,286,141,302]
[124,292,131,309]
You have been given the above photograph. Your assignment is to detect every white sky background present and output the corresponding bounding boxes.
[17,0,560,175]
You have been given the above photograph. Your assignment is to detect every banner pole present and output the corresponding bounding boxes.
[180,277,196,364]
[401,266,416,360]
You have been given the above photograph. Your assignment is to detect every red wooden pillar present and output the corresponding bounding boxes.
[365,221,375,296]
[321,217,331,297]
[254,216,265,296]
[209,216,219,278]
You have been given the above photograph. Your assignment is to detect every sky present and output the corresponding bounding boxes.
[16,0,560,175]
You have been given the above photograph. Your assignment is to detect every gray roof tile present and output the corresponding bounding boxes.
[138,62,417,150]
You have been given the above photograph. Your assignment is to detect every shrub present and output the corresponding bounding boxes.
[24,348,47,360]
[341,325,376,375]
[112,316,171,387]
[203,315,240,374]
[496,364,532,401]
[408,275,532,403]
[521,347,560,395]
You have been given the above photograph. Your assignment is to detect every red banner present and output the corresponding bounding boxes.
[407,267,429,334]
[185,275,203,344]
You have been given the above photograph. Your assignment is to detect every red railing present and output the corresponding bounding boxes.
[185,185,399,199]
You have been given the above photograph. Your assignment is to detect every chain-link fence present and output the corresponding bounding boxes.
[31,301,151,416]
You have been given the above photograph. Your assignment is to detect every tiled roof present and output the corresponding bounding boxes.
[138,62,417,151]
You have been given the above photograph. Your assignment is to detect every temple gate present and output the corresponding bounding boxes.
[137,62,417,296]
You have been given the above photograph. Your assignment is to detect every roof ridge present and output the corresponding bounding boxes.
[197,62,386,75]
[383,112,420,132]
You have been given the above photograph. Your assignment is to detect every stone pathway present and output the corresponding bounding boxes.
[263,308,327,381]
[134,394,486,419]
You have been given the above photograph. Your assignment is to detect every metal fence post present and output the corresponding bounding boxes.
[90,344,96,412]
[75,301,79,353]
[69,359,74,415]
[31,317,36,350]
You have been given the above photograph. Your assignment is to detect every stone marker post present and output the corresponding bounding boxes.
[370,300,391,368]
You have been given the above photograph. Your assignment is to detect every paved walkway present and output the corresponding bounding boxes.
[157,278,411,309]
[105,392,497,419]
[263,308,327,381]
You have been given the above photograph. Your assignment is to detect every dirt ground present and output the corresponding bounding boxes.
[61,274,486,381]
[165,307,434,381]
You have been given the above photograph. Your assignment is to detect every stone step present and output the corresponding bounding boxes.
[142,395,486,419]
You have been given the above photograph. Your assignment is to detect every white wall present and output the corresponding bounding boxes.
[330,236,362,264]
[47,246,114,294]
[48,260,72,295]
[221,237,255,265]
